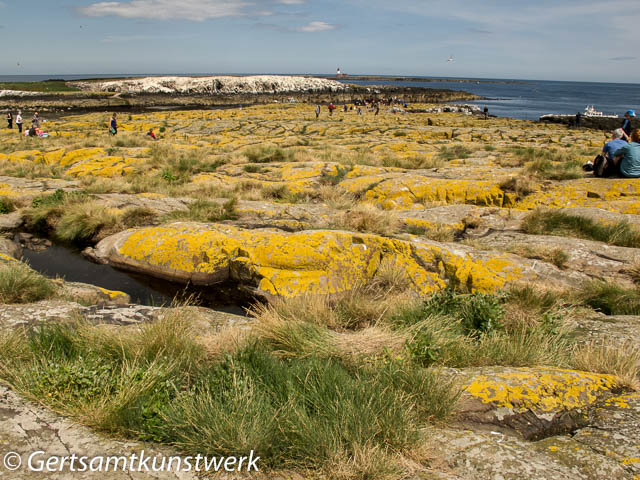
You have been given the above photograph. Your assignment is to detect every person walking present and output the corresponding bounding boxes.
[15,111,23,133]
[109,113,118,135]
[7,112,13,129]
[315,105,320,119]
[32,112,40,129]
[16,110,22,133]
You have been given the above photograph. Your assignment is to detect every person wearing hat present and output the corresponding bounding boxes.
[621,110,635,141]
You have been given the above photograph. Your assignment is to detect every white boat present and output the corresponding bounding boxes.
[583,105,618,118]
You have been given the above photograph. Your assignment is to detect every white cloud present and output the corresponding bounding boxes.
[294,21,335,32]
[78,0,250,21]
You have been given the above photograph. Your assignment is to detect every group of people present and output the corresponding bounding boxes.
[314,101,382,118]
[5,110,47,137]
[589,110,640,178]
[109,113,156,139]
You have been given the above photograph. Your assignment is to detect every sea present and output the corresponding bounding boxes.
[1,74,638,121]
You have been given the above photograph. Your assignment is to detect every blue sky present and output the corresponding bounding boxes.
[0,0,638,82]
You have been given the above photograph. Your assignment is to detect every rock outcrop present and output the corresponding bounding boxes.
[88,222,588,299]
[72,75,349,95]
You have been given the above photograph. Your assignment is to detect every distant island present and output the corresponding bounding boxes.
[0,75,483,114]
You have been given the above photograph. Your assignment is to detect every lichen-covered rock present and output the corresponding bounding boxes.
[516,178,640,214]
[363,176,510,210]
[573,393,640,476]
[61,282,130,306]
[429,428,633,479]
[457,367,619,440]
[89,222,588,299]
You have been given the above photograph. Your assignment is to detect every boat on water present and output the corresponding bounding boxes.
[583,105,618,118]
[540,105,619,120]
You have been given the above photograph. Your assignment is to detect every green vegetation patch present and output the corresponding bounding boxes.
[244,145,293,163]
[437,144,472,161]
[0,314,458,471]
[0,261,57,304]
[164,198,238,223]
[521,209,640,248]
[0,80,80,93]
[574,281,640,315]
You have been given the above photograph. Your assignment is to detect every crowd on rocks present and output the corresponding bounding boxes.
[5,109,49,137]
[314,98,407,119]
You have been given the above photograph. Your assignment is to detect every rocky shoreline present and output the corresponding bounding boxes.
[540,113,640,132]
[0,75,482,114]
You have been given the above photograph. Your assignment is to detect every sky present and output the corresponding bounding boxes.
[0,0,638,82]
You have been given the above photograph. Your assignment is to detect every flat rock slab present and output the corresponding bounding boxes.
[0,176,78,200]
[0,300,247,331]
[479,230,640,285]
[0,385,197,479]
[569,315,640,348]
[429,427,632,479]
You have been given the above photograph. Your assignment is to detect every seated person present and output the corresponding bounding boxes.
[611,128,640,178]
[603,128,627,159]
[591,128,628,175]
[146,128,157,140]
[27,124,37,137]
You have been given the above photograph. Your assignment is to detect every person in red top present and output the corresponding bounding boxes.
[328,103,335,116]
[147,128,157,140]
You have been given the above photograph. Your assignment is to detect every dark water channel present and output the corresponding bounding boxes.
[21,243,250,316]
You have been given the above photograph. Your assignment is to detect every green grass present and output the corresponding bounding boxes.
[55,202,120,243]
[244,145,293,163]
[0,197,16,214]
[243,164,263,173]
[574,281,640,315]
[392,288,571,368]
[437,145,471,161]
[164,198,238,223]
[0,261,57,303]
[0,80,79,93]
[521,210,640,248]
[525,157,583,180]
[120,206,158,227]
[0,313,459,473]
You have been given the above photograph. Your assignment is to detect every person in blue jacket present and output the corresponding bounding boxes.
[109,113,118,135]
[621,110,635,141]
[612,128,640,178]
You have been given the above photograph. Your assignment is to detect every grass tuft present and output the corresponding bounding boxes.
[0,261,57,304]
[572,340,640,391]
[165,198,238,223]
[521,209,640,248]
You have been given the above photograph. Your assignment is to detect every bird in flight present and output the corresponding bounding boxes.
[447,55,454,63]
